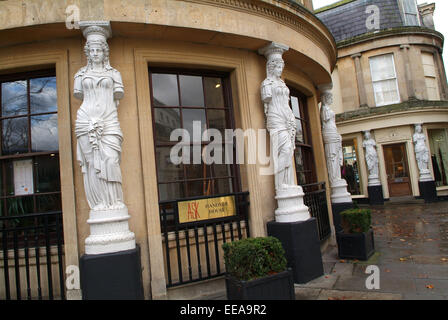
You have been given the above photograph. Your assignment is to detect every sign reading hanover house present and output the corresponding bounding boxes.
[178,196,236,224]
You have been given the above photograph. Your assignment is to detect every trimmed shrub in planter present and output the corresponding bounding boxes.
[336,208,375,261]
[222,237,295,300]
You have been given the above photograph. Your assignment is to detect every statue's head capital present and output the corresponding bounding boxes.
[80,21,112,43]
[258,42,289,62]
[318,83,334,106]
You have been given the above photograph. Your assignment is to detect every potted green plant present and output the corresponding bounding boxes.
[336,208,375,261]
[222,237,295,300]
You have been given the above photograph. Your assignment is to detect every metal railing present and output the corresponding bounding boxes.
[159,192,250,288]
[1,211,65,300]
[303,182,332,242]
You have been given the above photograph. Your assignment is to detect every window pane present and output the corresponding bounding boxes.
[296,119,304,144]
[4,161,14,196]
[2,117,29,155]
[154,108,181,142]
[30,77,57,114]
[1,80,28,117]
[36,193,61,213]
[215,178,232,195]
[185,147,211,180]
[204,77,225,108]
[342,140,362,195]
[151,74,179,107]
[213,163,232,177]
[179,75,204,107]
[31,114,59,152]
[156,147,184,183]
[158,183,185,201]
[370,54,396,81]
[291,96,301,118]
[34,155,61,193]
[207,109,226,135]
[186,180,211,198]
[7,196,33,216]
[182,108,206,141]
[428,129,448,187]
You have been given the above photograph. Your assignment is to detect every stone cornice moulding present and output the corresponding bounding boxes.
[183,0,337,68]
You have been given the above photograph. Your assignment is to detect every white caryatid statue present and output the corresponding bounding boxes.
[318,84,352,204]
[259,42,310,223]
[363,130,381,186]
[413,124,433,182]
[74,21,135,255]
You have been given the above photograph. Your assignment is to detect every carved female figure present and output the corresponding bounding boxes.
[260,44,296,191]
[74,28,125,211]
[363,130,380,185]
[413,124,432,180]
[320,90,343,185]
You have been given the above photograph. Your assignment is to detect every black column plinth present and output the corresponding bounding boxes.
[331,202,354,233]
[368,185,384,205]
[80,246,144,300]
[419,180,437,203]
[267,218,324,284]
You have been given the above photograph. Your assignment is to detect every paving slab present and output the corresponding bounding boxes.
[317,289,402,300]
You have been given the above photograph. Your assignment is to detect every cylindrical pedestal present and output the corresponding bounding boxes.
[274,186,310,223]
[80,246,144,300]
[267,218,324,284]
[85,206,136,255]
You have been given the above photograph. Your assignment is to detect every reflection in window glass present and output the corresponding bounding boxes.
[207,109,226,136]
[2,117,29,155]
[151,74,179,107]
[30,77,58,114]
[1,81,27,117]
[150,70,238,202]
[156,147,184,183]
[182,108,206,141]
[34,155,60,193]
[291,96,301,118]
[158,183,185,201]
[342,139,362,195]
[179,75,204,107]
[0,72,61,219]
[428,128,448,187]
[204,77,225,108]
[31,114,59,152]
[154,108,181,142]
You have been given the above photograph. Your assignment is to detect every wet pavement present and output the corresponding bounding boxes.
[295,200,448,300]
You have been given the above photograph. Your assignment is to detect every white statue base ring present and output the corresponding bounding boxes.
[419,170,433,182]
[330,179,353,204]
[85,206,136,255]
[275,185,311,223]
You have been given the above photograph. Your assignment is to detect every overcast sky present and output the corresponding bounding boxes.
[313,0,448,69]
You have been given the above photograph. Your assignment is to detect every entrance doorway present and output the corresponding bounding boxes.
[383,143,412,197]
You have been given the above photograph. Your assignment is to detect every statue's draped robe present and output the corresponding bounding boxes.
[321,105,343,185]
[261,78,296,191]
[74,67,124,209]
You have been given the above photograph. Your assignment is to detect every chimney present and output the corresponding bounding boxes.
[418,2,436,30]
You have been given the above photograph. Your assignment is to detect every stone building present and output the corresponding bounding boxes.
[0,0,338,300]
[316,0,448,203]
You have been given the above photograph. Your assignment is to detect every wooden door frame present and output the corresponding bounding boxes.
[383,142,412,197]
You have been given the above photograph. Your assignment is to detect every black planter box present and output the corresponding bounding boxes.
[225,269,295,300]
[336,228,375,261]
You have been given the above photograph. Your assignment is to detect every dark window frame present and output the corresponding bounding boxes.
[149,67,242,202]
[0,69,61,218]
[288,87,317,185]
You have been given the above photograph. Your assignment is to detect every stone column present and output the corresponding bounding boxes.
[434,49,448,100]
[400,45,416,100]
[413,123,437,202]
[318,84,352,204]
[318,83,353,233]
[260,42,323,284]
[363,130,384,205]
[74,21,143,299]
[351,53,368,108]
